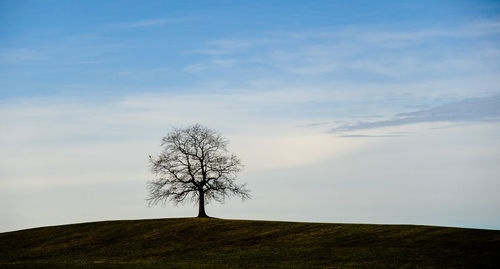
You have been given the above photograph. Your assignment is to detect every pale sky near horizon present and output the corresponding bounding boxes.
[1,0,500,232]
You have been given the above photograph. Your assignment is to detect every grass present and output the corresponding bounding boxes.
[1,218,499,268]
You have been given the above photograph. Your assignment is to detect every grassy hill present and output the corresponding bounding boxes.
[1,218,499,268]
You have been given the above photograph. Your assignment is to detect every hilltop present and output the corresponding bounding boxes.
[1,218,499,268]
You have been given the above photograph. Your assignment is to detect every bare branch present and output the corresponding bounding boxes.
[147,124,250,217]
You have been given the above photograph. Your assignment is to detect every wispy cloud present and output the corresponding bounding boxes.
[0,48,43,64]
[119,18,187,28]
[185,39,265,56]
[185,20,500,81]
[339,134,406,138]
[331,94,500,133]
[126,19,167,27]
[284,21,500,45]
[184,58,240,72]
[207,39,256,49]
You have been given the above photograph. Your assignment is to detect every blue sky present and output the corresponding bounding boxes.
[1,0,500,232]
[2,0,499,97]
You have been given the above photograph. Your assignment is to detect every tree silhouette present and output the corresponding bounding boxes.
[147,124,250,217]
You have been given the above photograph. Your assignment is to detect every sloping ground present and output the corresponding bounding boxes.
[0,218,499,268]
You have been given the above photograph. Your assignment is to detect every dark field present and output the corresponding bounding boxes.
[1,218,499,268]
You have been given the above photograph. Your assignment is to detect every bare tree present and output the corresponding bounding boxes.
[147,124,250,217]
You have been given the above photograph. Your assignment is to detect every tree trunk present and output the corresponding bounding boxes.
[197,190,208,218]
